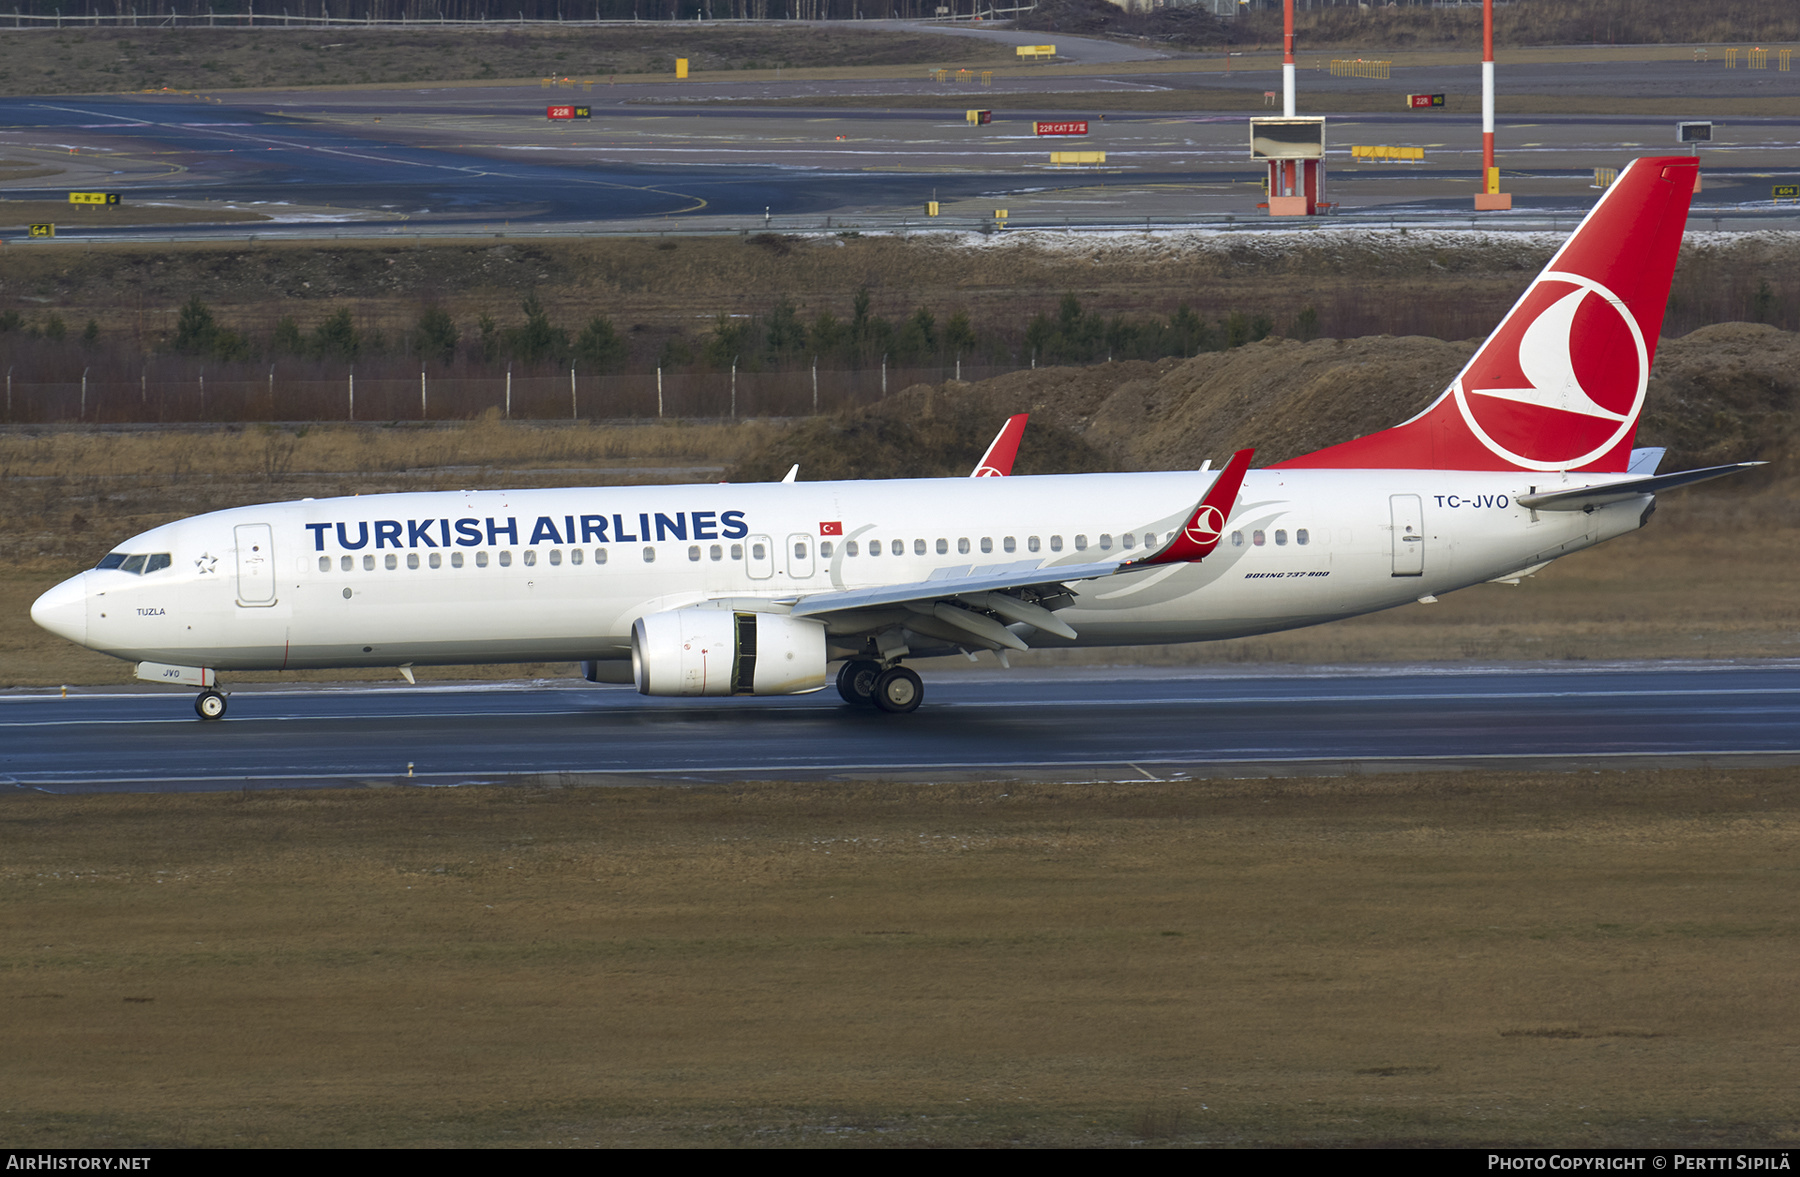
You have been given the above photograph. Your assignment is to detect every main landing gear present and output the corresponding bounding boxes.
[835,660,923,714]
[195,689,227,721]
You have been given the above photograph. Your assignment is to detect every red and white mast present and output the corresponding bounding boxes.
[1283,0,1296,118]
[1482,0,1495,188]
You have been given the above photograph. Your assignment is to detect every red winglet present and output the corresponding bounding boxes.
[1127,448,1255,567]
[971,413,1028,477]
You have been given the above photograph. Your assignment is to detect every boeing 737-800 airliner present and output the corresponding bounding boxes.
[31,157,1756,718]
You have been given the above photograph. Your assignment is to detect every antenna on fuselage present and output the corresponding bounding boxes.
[781,464,799,484]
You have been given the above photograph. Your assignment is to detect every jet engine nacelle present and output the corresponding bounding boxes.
[631,608,827,697]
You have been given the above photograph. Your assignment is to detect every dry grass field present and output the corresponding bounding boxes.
[0,26,1012,97]
[1,769,1794,1147]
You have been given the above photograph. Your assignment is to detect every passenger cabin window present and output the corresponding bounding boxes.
[690,546,702,562]
[570,549,583,565]
[913,539,925,556]
[319,556,331,572]
[1028,536,1041,553]
[1274,530,1288,546]
[523,550,537,567]
[549,549,563,566]
[1099,534,1112,551]
[1004,536,1017,553]
[1050,536,1063,552]
[846,540,859,557]
[1231,531,1244,547]
[1074,535,1088,551]
[430,553,442,568]
[342,555,354,570]
[407,553,420,569]
[499,551,512,567]
[751,542,766,561]
[820,541,833,559]
[643,547,656,563]
[452,552,465,568]
[1252,530,1266,547]
[1297,529,1310,546]
[386,554,398,570]
[364,554,376,570]
[476,552,489,568]
[936,538,948,555]
[595,548,609,565]
[958,538,970,554]
[891,540,904,556]
[711,545,724,561]
[980,537,993,554]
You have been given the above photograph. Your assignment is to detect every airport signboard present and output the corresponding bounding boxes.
[546,105,592,120]
[68,192,121,205]
[1406,94,1445,109]
[1034,121,1089,136]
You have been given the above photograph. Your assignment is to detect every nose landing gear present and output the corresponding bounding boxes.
[195,690,227,720]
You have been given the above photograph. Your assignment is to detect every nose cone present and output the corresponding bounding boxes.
[31,573,89,648]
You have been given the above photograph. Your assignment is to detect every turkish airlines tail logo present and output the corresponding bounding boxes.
[1277,156,1697,474]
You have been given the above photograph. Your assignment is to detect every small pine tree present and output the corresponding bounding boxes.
[172,297,214,355]
[574,315,626,372]
[415,307,458,366]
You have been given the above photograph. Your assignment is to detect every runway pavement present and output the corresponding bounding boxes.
[2,50,1797,239]
[4,662,1797,793]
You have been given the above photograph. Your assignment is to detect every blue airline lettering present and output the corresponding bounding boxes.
[312,510,748,549]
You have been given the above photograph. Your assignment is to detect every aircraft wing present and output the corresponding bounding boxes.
[1516,462,1763,512]
[790,450,1255,647]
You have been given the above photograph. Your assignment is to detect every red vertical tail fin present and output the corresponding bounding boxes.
[1278,156,1697,473]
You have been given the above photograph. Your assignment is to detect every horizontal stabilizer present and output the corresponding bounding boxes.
[1516,462,1763,512]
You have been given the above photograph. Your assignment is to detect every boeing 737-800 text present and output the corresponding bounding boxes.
[31,157,1755,717]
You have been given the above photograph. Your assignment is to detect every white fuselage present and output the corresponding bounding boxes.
[39,469,1651,672]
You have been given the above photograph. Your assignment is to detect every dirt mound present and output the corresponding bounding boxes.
[730,325,1798,481]
[725,378,1122,482]
[1641,323,1800,469]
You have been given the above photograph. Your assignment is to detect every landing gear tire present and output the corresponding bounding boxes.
[836,659,883,707]
[195,690,227,721]
[872,666,924,714]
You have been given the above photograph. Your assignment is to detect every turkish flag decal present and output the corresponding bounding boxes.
[819,521,843,536]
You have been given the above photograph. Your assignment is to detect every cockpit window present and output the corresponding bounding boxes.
[96,552,172,574]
